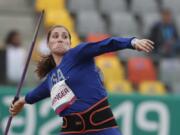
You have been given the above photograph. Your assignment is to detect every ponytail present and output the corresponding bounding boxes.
[35,55,56,79]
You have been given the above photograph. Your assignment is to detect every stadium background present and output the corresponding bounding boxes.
[0,0,180,135]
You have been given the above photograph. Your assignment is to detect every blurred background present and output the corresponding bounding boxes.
[0,0,180,135]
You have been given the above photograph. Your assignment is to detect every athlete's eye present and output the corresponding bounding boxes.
[52,32,59,39]
[64,35,68,39]
[62,32,68,39]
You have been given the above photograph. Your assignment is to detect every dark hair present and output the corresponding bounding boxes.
[161,8,171,14]
[5,30,19,45]
[36,25,71,79]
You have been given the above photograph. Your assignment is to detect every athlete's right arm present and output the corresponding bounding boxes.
[9,78,50,116]
[25,78,50,104]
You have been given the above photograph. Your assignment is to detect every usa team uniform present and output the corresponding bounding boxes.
[25,37,135,135]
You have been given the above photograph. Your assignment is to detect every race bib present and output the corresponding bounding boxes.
[50,80,76,114]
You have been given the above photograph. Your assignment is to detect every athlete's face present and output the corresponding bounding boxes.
[48,27,71,55]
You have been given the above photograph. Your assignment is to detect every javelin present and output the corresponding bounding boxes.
[4,10,44,135]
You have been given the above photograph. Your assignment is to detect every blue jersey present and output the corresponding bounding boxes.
[25,37,134,116]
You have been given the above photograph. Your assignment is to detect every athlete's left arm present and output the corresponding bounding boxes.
[74,37,154,59]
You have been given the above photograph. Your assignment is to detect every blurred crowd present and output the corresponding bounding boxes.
[0,0,180,95]
[149,9,180,57]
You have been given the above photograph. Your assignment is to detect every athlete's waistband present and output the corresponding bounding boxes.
[61,97,118,134]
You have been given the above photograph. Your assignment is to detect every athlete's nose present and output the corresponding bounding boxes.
[57,39,63,43]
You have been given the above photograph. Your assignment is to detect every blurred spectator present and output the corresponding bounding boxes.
[5,30,26,84]
[0,49,6,84]
[149,8,180,57]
